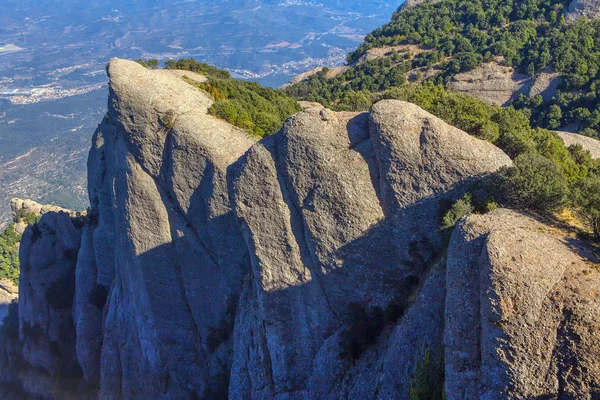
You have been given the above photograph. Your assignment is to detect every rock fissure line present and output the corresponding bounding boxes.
[5,60,600,400]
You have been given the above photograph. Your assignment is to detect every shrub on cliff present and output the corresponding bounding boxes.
[15,210,41,226]
[572,173,600,240]
[183,76,301,137]
[442,194,474,230]
[0,224,21,284]
[134,59,159,69]
[499,152,570,212]
[165,58,231,79]
[409,350,444,400]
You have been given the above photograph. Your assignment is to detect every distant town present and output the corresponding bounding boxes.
[0,83,106,105]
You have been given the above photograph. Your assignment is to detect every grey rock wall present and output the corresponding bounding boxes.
[3,59,600,400]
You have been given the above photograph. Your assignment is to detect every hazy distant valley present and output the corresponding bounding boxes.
[0,0,397,224]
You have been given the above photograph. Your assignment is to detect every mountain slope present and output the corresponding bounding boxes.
[1,58,599,400]
[288,0,600,141]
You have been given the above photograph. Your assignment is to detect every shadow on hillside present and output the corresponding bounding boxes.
[90,111,600,399]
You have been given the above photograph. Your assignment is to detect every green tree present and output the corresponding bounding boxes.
[340,90,373,111]
[409,351,444,400]
[572,174,600,240]
[0,224,22,284]
[134,59,159,69]
[442,194,474,229]
[500,152,569,212]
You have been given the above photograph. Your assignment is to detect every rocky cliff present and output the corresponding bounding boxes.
[565,0,600,20]
[1,59,599,399]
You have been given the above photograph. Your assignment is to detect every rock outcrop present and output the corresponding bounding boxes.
[557,130,600,158]
[16,211,87,399]
[565,0,600,20]
[447,209,600,398]
[228,98,510,398]
[528,70,562,102]
[10,199,77,220]
[84,59,255,399]
[2,59,600,400]
[399,0,441,11]
[283,66,348,88]
[448,62,531,106]
[10,198,82,235]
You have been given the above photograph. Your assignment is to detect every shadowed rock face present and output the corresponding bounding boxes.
[2,59,600,400]
[447,209,600,399]
[86,59,255,399]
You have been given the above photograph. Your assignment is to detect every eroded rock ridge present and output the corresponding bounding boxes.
[1,59,599,400]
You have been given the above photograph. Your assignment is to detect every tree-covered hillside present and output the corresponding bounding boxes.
[290,0,600,137]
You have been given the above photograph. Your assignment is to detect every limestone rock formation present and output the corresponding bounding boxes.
[17,210,88,399]
[447,209,600,398]
[10,198,77,219]
[283,66,348,88]
[528,70,562,102]
[447,62,530,106]
[226,99,510,398]
[10,198,82,235]
[399,0,441,11]
[2,59,600,400]
[447,62,565,106]
[566,0,600,20]
[0,199,82,327]
[85,58,255,399]
[557,130,600,158]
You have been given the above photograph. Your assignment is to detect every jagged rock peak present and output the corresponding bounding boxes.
[3,58,600,400]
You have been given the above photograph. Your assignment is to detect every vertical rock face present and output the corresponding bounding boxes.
[17,211,88,399]
[446,209,600,399]
[0,280,17,325]
[84,59,255,399]
[3,59,600,400]
[229,101,511,399]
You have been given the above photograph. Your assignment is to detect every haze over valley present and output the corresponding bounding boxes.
[0,0,397,224]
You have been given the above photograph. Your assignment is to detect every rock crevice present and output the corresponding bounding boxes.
[2,59,600,400]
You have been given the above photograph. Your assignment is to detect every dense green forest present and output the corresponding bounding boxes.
[289,0,600,137]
